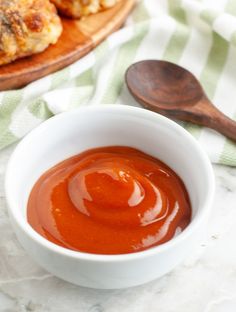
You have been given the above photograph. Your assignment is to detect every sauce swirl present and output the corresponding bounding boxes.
[27,146,191,255]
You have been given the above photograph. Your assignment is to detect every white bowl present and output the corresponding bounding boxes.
[5,105,214,289]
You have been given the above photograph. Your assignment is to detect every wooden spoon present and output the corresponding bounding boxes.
[126,60,236,142]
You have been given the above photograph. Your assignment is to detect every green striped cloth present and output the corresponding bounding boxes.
[1,0,236,165]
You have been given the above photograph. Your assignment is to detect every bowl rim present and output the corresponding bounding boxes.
[5,105,215,263]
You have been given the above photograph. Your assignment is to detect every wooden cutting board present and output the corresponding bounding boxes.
[0,0,136,91]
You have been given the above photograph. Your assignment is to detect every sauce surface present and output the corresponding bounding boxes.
[27,146,191,255]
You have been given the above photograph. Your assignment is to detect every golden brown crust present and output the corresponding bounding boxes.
[24,12,44,32]
[0,0,62,66]
[51,0,117,19]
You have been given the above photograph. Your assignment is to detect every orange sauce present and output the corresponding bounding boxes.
[27,146,191,255]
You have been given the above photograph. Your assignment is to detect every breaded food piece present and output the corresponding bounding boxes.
[0,0,62,66]
[51,0,117,19]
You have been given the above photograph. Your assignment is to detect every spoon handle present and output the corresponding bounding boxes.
[193,98,236,142]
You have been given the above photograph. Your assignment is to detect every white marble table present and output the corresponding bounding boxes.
[1,144,236,312]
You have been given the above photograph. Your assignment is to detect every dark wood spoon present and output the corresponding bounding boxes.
[126,60,236,142]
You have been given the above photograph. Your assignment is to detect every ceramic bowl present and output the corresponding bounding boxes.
[5,105,215,289]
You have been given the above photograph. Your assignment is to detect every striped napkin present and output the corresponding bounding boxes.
[1,0,236,166]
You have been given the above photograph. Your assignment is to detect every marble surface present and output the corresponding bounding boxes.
[0,145,236,312]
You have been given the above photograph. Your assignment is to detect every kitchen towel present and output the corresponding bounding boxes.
[1,0,236,166]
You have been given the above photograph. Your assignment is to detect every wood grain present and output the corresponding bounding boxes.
[0,0,136,91]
